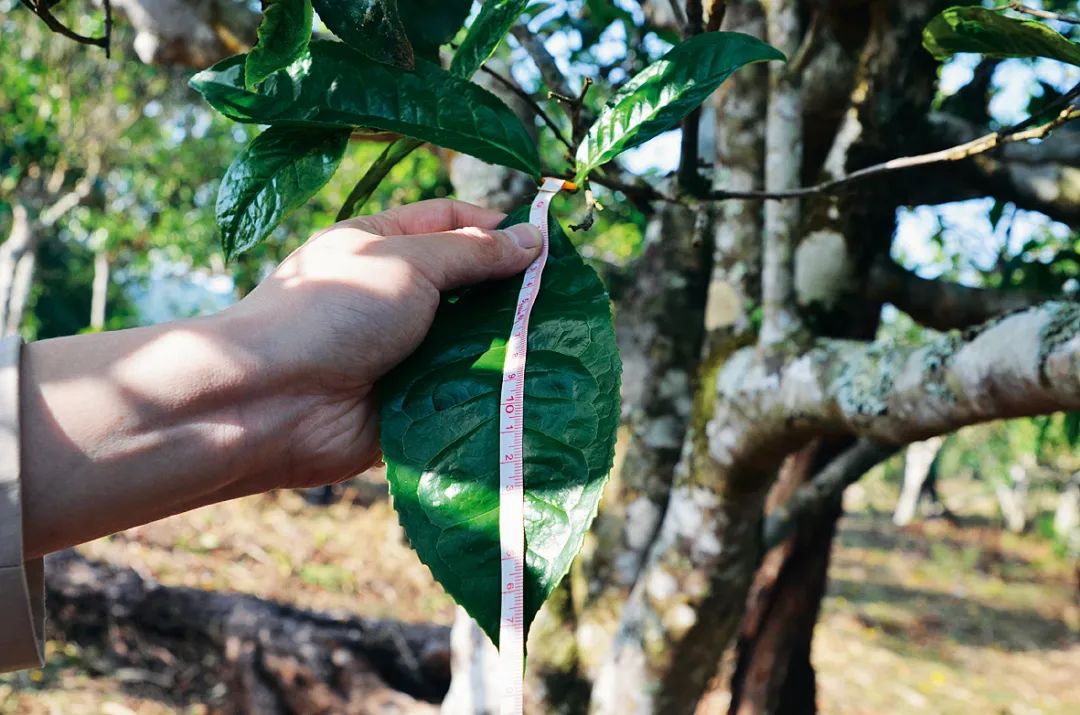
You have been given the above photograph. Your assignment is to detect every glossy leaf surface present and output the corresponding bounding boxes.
[245,0,314,90]
[450,0,530,78]
[312,0,414,68]
[402,0,473,59]
[574,31,784,183]
[190,40,541,178]
[216,124,350,259]
[923,7,1080,66]
[380,207,622,644]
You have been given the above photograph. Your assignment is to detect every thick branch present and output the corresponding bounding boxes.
[762,440,897,549]
[592,300,1080,714]
[510,25,575,100]
[868,260,1050,331]
[760,0,802,347]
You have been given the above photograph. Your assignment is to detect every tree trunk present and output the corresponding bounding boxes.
[45,550,450,714]
[90,249,109,330]
[728,441,845,715]
[893,437,945,527]
[0,203,37,336]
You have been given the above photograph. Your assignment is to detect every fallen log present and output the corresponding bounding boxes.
[44,550,451,714]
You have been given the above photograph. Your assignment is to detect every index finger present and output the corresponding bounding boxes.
[340,199,507,237]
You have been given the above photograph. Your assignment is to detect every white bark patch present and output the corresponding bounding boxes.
[646,569,678,602]
[706,278,743,330]
[779,353,826,413]
[624,497,661,551]
[663,603,698,639]
[641,415,685,450]
[795,230,852,309]
[950,310,1046,411]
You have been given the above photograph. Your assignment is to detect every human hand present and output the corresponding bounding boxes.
[221,199,543,490]
[20,198,541,557]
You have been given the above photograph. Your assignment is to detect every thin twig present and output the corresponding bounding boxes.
[708,102,1080,201]
[19,0,111,54]
[1009,1,1080,25]
[677,1,706,192]
[479,64,574,152]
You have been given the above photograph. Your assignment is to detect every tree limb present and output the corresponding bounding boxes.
[867,259,1051,331]
[762,440,898,549]
[593,300,1080,714]
[510,25,575,100]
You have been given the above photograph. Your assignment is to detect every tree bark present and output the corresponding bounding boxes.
[729,441,848,715]
[0,203,35,335]
[893,437,945,527]
[46,550,450,714]
[90,249,109,331]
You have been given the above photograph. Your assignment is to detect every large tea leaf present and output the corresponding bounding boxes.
[401,0,473,59]
[312,0,414,68]
[190,40,541,178]
[450,0,530,78]
[216,125,350,259]
[575,31,784,183]
[380,207,622,644]
[245,0,314,90]
[923,6,1080,66]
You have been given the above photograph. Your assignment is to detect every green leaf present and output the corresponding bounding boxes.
[190,40,541,178]
[574,31,785,183]
[216,125,350,260]
[312,0,415,68]
[245,0,314,90]
[1066,411,1080,448]
[923,7,1080,66]
[401,0,473,59]
[450,0,530,78]
[380,207,622,645]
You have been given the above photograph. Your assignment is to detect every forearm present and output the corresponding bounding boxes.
[19,313,292,559]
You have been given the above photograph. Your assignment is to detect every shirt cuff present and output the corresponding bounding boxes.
[0,335,44,672]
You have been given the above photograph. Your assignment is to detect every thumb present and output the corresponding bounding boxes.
[385,223,543,291]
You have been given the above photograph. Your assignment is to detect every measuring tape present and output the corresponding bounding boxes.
[498,177,572,714]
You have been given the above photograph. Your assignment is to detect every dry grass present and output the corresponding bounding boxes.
[2,468,1078,714]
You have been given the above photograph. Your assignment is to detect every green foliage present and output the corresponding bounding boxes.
[450,0,530,78]
[923,6,1080,66]
[312,0,415,68]
[400,0,473,59]
[190,40,540,176]
[216,125,351,260]
[245,0,314,90]
[380,207,621,644]
[574,32,785,183]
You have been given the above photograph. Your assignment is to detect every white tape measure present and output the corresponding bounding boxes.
[498,177,572,714]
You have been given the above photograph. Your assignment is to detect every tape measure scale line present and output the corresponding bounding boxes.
[497,177,570,715]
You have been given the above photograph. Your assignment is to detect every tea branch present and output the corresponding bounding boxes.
[1008,2,1080,25]
[19,0,112,56]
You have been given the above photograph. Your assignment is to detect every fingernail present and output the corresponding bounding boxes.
[507,223,542,250]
